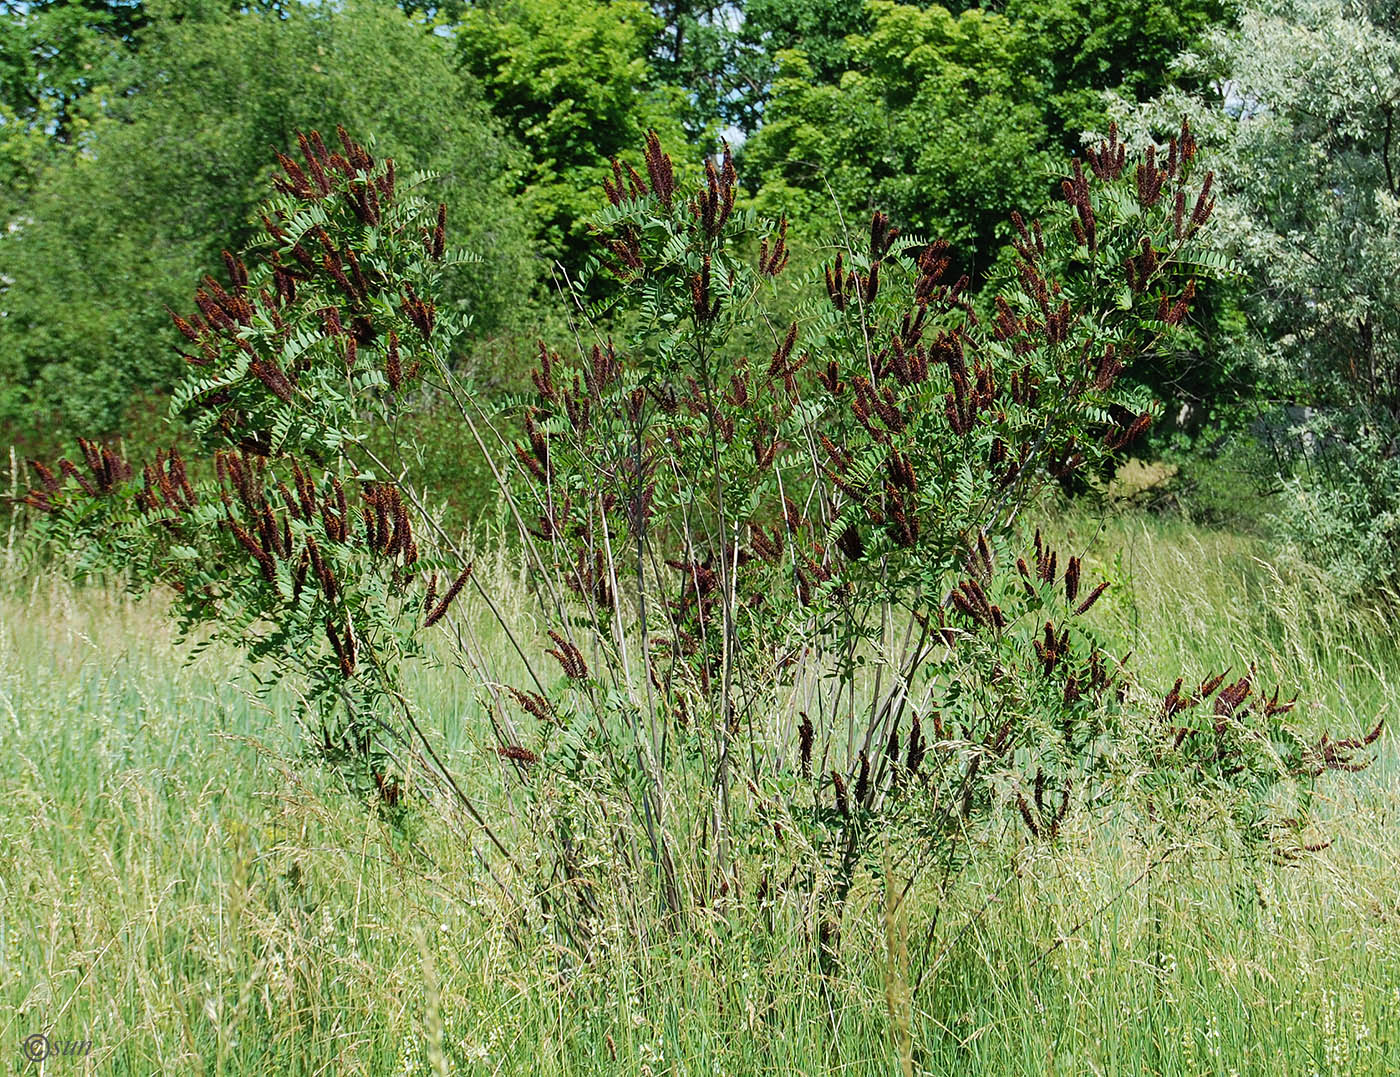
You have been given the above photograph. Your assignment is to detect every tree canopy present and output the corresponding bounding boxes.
[0,0,1263,448]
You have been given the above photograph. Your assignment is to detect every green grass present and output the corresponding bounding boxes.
[1,513,1398,1074]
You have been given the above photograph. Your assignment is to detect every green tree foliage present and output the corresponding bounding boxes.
[742,0,1228,281]
[647,0,741,134]
[994,0,1227,150]
[646,0,871,134]
[0,0,529,436]
[740,0,869,85]
[0,0,145,141]
[457,0,689,270]
[1173,0,1400,416]
[0,0,144,215]
[744,3,1053,274]
[1123,0,1400,592]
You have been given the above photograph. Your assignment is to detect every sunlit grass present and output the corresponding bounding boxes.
[1,513,1396,1074]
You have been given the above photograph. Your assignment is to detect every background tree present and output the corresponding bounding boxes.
[741,0,1229,284]
[1117,0,1400,590]
[995,0,1228,152]
[0,0,530,438]
[743,2,1053,279]
[0,0,144,217]
[644,0,870,135]
[0,0,145,142]
[457,0,690,273]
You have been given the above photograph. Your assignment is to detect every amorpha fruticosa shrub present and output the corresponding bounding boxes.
[19,124,1380,962]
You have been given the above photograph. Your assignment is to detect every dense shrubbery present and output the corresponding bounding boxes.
[16,126,1380,972]
[3,8,1399,1072]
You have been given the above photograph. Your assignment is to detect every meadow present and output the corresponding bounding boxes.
[7,0,1400,1072]
[2,510,1396,1075]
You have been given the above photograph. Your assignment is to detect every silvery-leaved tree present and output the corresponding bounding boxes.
[19,124,1380,967]
[1117,0,1400,593]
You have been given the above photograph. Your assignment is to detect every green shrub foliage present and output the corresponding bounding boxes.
[19,125,1380,967]
[21,131,470,811]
